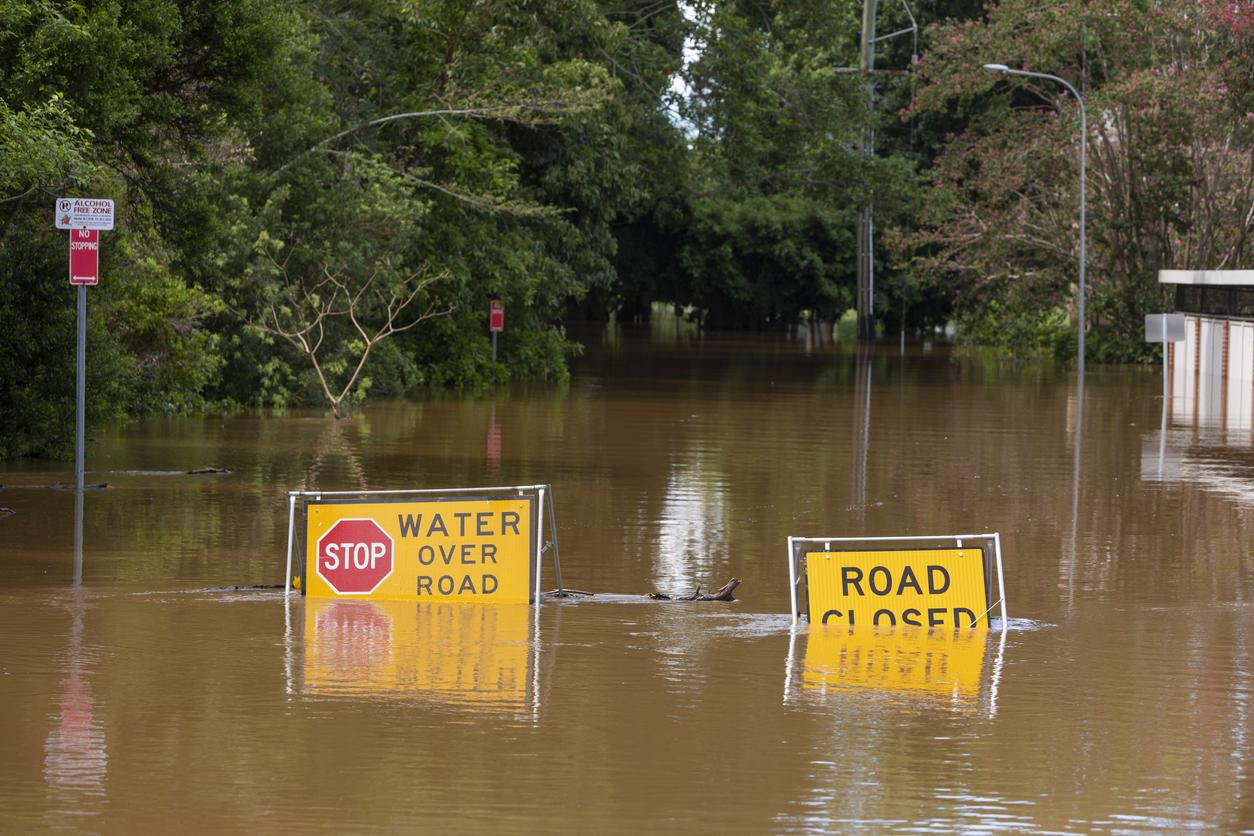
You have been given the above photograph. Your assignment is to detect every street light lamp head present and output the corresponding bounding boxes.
[983,63,1010,73]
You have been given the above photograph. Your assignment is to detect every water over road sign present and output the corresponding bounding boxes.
[303,496,535,603]
[55,197,115,231]
[69,229,99,286]
[316,518,395,594]
[489,299,504,333]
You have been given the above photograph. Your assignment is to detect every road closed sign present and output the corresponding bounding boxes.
[303,496,536,603]
[805,547,989,629]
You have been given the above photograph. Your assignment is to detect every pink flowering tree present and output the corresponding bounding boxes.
[906,0,1254,361]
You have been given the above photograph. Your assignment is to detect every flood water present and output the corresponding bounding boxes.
[1,323,1252,833]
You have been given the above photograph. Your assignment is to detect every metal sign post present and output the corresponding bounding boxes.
[1145,313,1186,405]
[75,284,86,491]
[1145,313,1185,477]
[69,229,100,493]
[489,299,504,362]
[58,200,112,493]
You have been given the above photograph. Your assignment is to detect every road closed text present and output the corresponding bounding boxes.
[304,497,534,603]
[805,549,989,629]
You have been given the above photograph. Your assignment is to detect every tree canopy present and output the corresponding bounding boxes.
[2,0,1252,458]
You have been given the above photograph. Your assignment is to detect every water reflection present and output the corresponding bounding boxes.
[298,600,540,718]
[851,348,872,517]
[485,403,502,474]
[44,491,106,804]
[784,625,1002,715]
[6,328,1254,831]
[43,589,107,808]
[1064,373,1085,610]
[301,416,371,492]
[73,489,83,586]
[654,453,728,589]
[1142,367,1254,506]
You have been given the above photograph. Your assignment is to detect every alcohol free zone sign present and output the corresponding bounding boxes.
[303,496,535,603]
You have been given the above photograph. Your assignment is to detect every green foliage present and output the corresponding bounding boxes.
[631,0,925,331]
[909,0,1254,362]
[0,0,310,457]
[98,237,225,415]
[0,0,685,453]
[9,0,1249,458]
[678,195,855,329]
[0,94,97,199]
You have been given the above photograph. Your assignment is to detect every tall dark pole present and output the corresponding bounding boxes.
[75,284,86,492]
[856,0,878,342]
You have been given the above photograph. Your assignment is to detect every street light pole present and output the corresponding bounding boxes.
[856,0,879,342]
[983,63,1086,380]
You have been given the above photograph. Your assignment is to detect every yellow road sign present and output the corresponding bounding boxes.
[304,497,535,603]
[805,548,988,628]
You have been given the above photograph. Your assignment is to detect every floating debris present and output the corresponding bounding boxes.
[648,577,740,602]
[542,578,742,602]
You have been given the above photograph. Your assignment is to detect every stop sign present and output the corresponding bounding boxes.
[316,518,394,594]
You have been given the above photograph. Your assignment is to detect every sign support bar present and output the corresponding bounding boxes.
[75,285,86,492]
[534,486,546,606]
[787,536,798,624]
[284,493,297,600]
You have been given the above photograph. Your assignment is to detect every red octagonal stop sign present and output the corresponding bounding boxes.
[316,518,394,595]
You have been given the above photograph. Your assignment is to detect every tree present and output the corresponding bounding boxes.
[237,155,452,419]
[909,0,1254,361]
[658,0,921,330]
[0,0,309,457]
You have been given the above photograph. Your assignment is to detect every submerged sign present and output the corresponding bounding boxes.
[804,548,989,628]
[303,496,535,603]
[302,599,532,710]
[802,624,990,701]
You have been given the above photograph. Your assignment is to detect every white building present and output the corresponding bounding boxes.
[1158,270,1254,437]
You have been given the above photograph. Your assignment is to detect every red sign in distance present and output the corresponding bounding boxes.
[489,299,504,333]
[69,229,99,286]
[316,518,394,595]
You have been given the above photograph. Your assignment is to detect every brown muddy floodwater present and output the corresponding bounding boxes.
[1,323,1252,833]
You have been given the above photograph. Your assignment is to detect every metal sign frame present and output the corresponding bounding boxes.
[284,484,563,610]
[786,533,1007,631]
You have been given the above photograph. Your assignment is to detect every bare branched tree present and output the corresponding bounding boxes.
[255,257,451,418]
